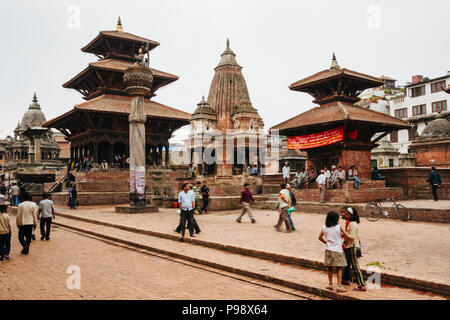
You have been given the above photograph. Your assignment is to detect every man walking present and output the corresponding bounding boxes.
[282,162,290,184]
[0,205,11,261]
[177,183,195,241]
[18,182,26,204]
[286,184,296,231]
[200,180,210,214]
[236,183,256,223]
[9,183,20,207]
[16,193,37,255]
[316,169,326,203]
[274,183,292,232]
[38,193,55,241]
[427,167,442,201]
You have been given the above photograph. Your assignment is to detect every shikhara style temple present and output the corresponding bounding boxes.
[271,54,411,178]
[188,40,265,176]
[43,18,190,166]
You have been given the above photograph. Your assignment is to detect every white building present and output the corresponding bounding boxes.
[357,76,403,168]
[390,72,450,155]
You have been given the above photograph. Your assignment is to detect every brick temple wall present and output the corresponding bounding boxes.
[379,167,450,199]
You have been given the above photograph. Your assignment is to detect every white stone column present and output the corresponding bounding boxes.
[123,65,153,207]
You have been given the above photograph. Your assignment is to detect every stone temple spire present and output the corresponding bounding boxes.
[116,16,123,32]
[29,92,41,110]
[330,52,341,70]
[216,38,241,69]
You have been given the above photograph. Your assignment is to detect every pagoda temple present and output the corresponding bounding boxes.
[270,54,411,179]
[43,18,190,166]
[188,40,265,176]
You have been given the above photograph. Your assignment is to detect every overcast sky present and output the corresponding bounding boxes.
[1,0,449,142]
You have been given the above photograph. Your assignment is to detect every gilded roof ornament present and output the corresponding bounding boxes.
[330,52,341,70]
[116,17,123,32]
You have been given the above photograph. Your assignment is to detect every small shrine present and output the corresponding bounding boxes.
[410,112,450,167]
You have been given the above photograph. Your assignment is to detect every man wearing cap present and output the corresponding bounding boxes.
[327,165,340,189]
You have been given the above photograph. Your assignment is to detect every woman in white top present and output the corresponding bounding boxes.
[318,211,351,292]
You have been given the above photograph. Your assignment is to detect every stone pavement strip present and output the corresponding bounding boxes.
[53,204,450,289]
[50,214,446,300]
[0,218,306,300]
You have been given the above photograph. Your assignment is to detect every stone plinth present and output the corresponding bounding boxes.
[115,205,159,214]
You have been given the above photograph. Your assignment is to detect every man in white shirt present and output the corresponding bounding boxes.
[316,170,326,203]
[274,183,293,232]
[177,183,195,241]
[282,162,290,184]
[348,165,362,189]
[16,193,37,255]
[38,192,55,241]
[337,166,346,188]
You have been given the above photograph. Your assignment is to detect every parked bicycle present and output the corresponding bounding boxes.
[363,196,410,222]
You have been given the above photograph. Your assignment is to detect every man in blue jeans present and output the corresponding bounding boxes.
[348,165,363,189]
[9,184,20,207]
[177,183,195,241]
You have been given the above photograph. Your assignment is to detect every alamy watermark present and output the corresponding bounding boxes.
[66,265,81,289]
[66,5,81,30]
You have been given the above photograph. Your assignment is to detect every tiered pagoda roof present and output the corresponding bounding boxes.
[64,18,178,100]
[271,54,411,136]
[42,94,190,139]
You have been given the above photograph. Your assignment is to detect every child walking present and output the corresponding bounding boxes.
[318,211,350,292]
[341,206,366,291]
[0,205,11,261]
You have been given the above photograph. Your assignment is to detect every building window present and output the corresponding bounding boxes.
[394,108,408,119]
[431,80,446,93]
[432,100,447,113]
[412,104,426,116]
[410,85,425,97]
[390,130,398,143]
[389,159,394,167]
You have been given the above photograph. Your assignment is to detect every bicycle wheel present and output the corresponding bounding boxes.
[363,202,383,221]
[394,204,410,221]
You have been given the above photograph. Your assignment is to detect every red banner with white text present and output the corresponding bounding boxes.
[287,126,344,150]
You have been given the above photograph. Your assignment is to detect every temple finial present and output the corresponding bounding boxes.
[330,52,340,70]
[33,92,38,102]
[226,38,230,50]
[116,16,123,32]
[202,95,205,101]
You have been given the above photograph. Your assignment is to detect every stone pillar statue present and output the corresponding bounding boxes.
[123,64,153,207]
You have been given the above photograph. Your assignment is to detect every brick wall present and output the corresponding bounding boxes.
[379,167,450,199]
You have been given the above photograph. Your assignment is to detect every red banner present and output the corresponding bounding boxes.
[287,126,344,150]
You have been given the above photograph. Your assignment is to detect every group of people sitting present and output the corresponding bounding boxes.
[68,156,93,173]
[289,164,363,190]
[113,154,130,170]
